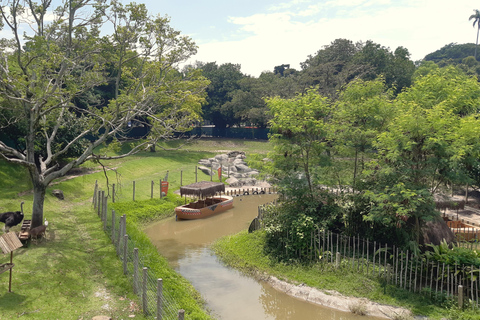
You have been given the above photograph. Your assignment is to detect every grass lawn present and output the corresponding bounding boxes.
[0,138,272,319]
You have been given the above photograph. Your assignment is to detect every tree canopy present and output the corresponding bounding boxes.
[0,0,208,227]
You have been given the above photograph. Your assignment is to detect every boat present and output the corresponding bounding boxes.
[175,181,234,220]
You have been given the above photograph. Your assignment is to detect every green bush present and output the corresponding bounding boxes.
[425,240,480,268]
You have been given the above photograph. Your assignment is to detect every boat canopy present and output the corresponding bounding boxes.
[180,181,225,198]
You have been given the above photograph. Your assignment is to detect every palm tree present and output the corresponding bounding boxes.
[469,9,480,59]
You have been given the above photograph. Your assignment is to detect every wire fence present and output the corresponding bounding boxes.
[255,202,480,310]
[92,185,186,320]
[92,179,278,319]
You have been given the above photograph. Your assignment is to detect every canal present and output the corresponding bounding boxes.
[144,194,384,320]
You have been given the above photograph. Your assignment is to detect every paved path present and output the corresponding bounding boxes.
[443,205,480,227]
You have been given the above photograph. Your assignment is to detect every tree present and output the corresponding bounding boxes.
[469,9,480,59]
[266,88,331,194]
[0,1,208,228]
[332,77,393,189]
[198,62,245,128]
[360,65,480,247]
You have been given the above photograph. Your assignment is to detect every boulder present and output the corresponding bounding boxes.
[215,154,229,161]
[198,166,213,176]
[226,177,242,187]
[233,158,247,166]
[52,189,64,200]
[420,216,455,248]
[235,164,251,172]
[243,178,257,185]
[245,170,259,176]
[228,151,245,158]
[198,159,211,167]
[211,162,221,171]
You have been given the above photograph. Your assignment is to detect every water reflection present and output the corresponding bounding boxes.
[145,194,383,320]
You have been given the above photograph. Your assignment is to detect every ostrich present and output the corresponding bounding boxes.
[0,201,25,232]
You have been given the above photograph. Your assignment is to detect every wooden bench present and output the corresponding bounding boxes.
[19,219,32,241]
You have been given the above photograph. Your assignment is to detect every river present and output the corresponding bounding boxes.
[144,194,383,320]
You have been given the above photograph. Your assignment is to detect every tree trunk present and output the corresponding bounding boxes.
[32,182,46,229]
[476,27,479,60]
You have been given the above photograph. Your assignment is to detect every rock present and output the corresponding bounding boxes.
[243,178,257,185]
[211,162,221,171]
[52,189,64,200]
[245,170,259,176]
[92,316,112,320]
[235,164,251,172]
[227,151,245,158]
[198,166,214,176]
[232,173,246,179]
[226,177,241,187]
[198,159,211,167]
[226,165,237,173]
[233,158,247,166]
[420,215,455,247]
[214,154,228,161]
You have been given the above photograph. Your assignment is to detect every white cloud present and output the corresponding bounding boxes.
[188,0,480,76]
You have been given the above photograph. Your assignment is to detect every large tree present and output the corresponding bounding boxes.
[266,88,331,194]
[0,0,208,227]
[361,65,480,246]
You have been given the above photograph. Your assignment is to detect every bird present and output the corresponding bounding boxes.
[0,201,25,232]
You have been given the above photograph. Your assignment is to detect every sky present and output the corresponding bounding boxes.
[135,0,480,77]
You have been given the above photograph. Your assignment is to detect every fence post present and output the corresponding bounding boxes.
[123,234,128,275]
[111,210,116,244]
[459,285,464,309]
[160,179,163,199]
[195,166,198,182]
[112,183,115,203]
[103,194,107,230]
[93,180,98,207]
[97,190,102,216]
[178,309,185,320]
[335,252,341,269]
[133,181,136,201]
[143,267,148,316]
[181,170,183,186]
[151,181,154,199]
[134,248,139,295]
[157,278,163,320]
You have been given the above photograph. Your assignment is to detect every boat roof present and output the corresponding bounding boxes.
[180,181,225,198]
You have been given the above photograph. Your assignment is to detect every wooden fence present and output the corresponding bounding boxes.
[255,203,480,309]
[93,185,187,320]
[91,180,278,319]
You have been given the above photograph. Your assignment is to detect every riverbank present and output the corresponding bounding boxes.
[212,230,458,320]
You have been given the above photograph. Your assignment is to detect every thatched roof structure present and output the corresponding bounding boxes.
[180,181,225,198]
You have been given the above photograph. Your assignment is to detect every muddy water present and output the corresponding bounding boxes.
[145,194,382,320]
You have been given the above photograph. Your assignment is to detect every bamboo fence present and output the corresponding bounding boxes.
[256,203,480,309]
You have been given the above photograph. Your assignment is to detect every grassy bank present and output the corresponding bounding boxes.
[0,138,272,319]
[213,230,480,320]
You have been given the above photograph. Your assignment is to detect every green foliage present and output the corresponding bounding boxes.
[262,176,341,262]
[267,88,332,193]
[425,240,480,268]
[424,43,478,64]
